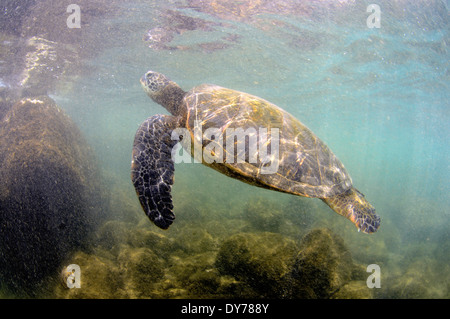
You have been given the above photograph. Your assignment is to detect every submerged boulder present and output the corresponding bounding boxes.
[0,96,104,295]
[289,228,354,298]
[215,228,361,299]
[215,232,299,298]
[332,281,373,299]
[55,251,125,299]
[117,247,165,298]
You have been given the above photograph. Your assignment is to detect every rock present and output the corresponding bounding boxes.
[378,259,446,299]
[0,1,119,101]
[55,251,126,299]
[186,268,222,297]
[0,0,36,36]
[289,228,354,298]
[55,244,166,299]
[0,96,104,295]
[332,281,373,299]
[215,275,259,298]
[173,227,217,254]
[381,275,432,299]
[215,232,299,298]
[166,252,218,298]
[95,220,131,254]
[117,247,165,298]
[127,227,175,260]
[19,0,114,47]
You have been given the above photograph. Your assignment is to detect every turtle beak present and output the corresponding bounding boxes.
[140,74,147,87]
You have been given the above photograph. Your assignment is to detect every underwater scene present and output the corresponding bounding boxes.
[0,0,448,300]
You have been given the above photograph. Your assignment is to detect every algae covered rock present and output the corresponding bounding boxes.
[380,275,432,299]
[332,281,373,299]
[127,227,175,259]
[289,228,354,298]
[173,227,218,254]
[215,229,359,299]
[56,251,125,299]
[167,252,220,298]
[215,232,299,298]
[56,237,167,298]
[117,247,165,298]
[95,220,132,255]
[378,259,446,299]
[0,96,104,294]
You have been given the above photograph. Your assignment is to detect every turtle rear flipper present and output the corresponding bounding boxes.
[131,114,180,229]
[322,188,380,234]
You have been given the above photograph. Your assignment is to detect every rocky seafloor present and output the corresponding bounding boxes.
[49,176,449,299]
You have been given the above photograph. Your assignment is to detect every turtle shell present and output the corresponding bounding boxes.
[182,84,352,198]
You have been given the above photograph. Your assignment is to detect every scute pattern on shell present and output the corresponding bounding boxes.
[183,84,352,198]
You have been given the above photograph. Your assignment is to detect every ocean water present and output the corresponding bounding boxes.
[0,0,448,299]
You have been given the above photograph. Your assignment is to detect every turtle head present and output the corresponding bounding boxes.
[140,70,186,116]
[140,71,170,96]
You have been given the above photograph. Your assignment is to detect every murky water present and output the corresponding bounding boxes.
[0,0,448,299]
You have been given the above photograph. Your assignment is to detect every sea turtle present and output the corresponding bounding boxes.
[131,71,380,233]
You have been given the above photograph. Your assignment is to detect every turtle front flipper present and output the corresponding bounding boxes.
[322,188,380,234]
[131,114,181,229]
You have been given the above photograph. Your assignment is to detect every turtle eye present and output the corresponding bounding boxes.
[145,72,155,84]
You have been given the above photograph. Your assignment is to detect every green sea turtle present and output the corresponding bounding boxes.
[131,71,380,233]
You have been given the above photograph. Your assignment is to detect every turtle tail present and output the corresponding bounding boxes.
[322,187,380,234]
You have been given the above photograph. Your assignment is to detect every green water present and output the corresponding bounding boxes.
[0,0,449,299]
